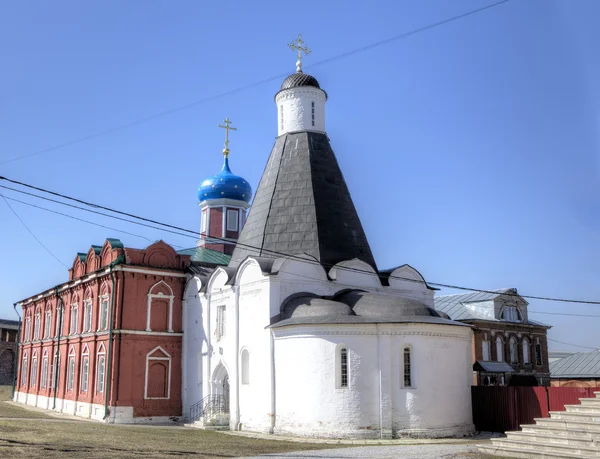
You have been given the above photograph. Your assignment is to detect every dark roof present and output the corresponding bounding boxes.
[229,131,377,271]
[550,350,600,378]
[0,318,20,329]
[280,72,320,90]
[474,361,516,373]
[176,247,231,265]
[271,290,470,328]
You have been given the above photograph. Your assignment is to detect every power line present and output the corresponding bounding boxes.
[0,0,512,166]
[547,337,598,351]
[4,174,600,307]
[0,193,68,269]
[528,310,600,318]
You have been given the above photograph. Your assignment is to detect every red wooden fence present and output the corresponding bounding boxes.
[471,386,599,432]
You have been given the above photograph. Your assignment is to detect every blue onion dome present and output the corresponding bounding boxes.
[197,156,252,203]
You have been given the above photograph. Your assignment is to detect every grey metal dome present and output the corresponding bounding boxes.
[280,72,321,90]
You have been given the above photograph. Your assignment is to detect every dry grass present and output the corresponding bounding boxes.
[0,386,344,458]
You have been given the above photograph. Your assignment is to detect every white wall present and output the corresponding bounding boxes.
[275,87,326,136]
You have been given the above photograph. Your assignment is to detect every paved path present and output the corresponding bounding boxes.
[240,443,480,459]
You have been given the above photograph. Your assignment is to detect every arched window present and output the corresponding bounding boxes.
[146,281,174,333]
[535,339,543,366]
[24,316,31,342]
[33,309,41,340]
[496,336,504,362]
[522,338,530,364]
[44,308,52,338]
[31,351,38,387]
[70,303,78,335]
[145,346,171,399]
[83,295,93,333]
[98,285,110,331]
[50,351,60,389]
[21,352,28,387]
[80,346,90,392]
[41,350,49,389]
[96,345,106,394]
[67,347,76,391]
[509,337,518,364]
[482,338,491,361]
[403,347,412,388]
[241,349,250,385]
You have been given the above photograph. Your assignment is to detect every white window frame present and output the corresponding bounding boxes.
[21,352,28,387]
[144,346,171,400]
[98,295,109,331]
[67,347,76,391]
[44,309,52,338]
[482,338,491,362]
[201,209,207,233]
[41,351,49,389]
[24,317,31,342]
[496,336,504,362]
[70,303,78,335]
[146,280,174,332]
[216,305,226,341]
[83,299,92,333]
[31,352,38,387]
[96,344,106,394]
[80,346,90,393]
[402,346,413,388]
[226,209,239,232]
[33,311,41,340]
[50,352,59,389]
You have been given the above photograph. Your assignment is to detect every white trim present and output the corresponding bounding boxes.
[146,281,174,332]
[113,266,187,277]
[113,330,183,336]
[222,206,226,238]
[198,197,250,209]
[144,346,171,400]
[226,209,239,232]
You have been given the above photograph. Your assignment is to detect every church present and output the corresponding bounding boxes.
[14,37,475,438]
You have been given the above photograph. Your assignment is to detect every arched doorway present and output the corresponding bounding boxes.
[212,362,230,414]
[222,374,230,413]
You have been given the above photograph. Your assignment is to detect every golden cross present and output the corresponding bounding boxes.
[288,33,311,72]
[218,117,237,157]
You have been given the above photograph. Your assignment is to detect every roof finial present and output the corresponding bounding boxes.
[288,33,311,73]
[217,117,237,158]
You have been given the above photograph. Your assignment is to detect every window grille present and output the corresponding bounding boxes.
[340,348,348,388]
[67,357,75,391]
[81,356,89,392]
[41,357,48,388]
[403,347,412,387]
[535,343,542,366]
[311,101,315,126]
[97,355,105,393]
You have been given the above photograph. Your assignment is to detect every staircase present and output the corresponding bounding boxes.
[479,391,600,458]
[185,395,230,430]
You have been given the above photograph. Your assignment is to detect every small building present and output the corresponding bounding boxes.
[0,319,19,385]
[550,350,600,387]
[434,288,551,386]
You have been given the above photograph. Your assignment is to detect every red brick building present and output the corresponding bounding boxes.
[13,238,192,423]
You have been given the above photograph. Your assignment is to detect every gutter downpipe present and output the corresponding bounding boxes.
[52,287,64,410]
[103,260,119,421]
[11,303,21,400]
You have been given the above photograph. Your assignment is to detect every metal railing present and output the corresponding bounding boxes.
[189,394,229,422]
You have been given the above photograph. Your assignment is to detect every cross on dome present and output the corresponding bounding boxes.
[288,34,311,73]
[218,117,237,157]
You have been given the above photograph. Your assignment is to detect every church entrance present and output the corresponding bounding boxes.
[211,363,230,415]
[222,375,230,413]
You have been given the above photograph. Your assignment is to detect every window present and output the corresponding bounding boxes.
[70,304,78,335]
[535,342,543,366]
[280,105,284,131]
[482,339,491,361]
[55,307,63,337]
[97,354,105,393]
[340,347,348,388]
[216,305,226,341]
[99,296,109,331]
[50,353,59,389]
[67,350,76,391]
[403,347,412,387]
[509,337,518,364]
[24,317,31,342]
[21,352,28,387]
[83,300,92,333]
[241,349,250,385]
[226,209,239,231]
[496,336,504,362]
[311,101,315,126]
[41,352,48,389]
[34,311,41,340]
[523,338,530,364]
[201,209,207,233]
[44,310,52,338]
[501,306,522,322]
[31,354,38,387]
[80,353,89,393]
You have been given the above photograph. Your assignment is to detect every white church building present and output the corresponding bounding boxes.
[182,38,475,439]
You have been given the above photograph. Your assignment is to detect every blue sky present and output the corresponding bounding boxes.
[1,0,599,351]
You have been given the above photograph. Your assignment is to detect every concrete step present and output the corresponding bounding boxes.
[489,438,600,457]
[549,411,600,422]
[595,392,600,399]
[506,431,597,448]
[580,398,600,407]
[536,417,600,433]
[522,424,600,440]
[564,405,600,414]
[479,443,598,458]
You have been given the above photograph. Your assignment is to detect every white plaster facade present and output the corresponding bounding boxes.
[182,256,475,438]
[276,86,326,136]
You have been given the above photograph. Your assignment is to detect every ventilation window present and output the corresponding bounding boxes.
[311,101,315,126]
[403,347,412,387]
[340,347,348,388]
[280,105,284,131]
